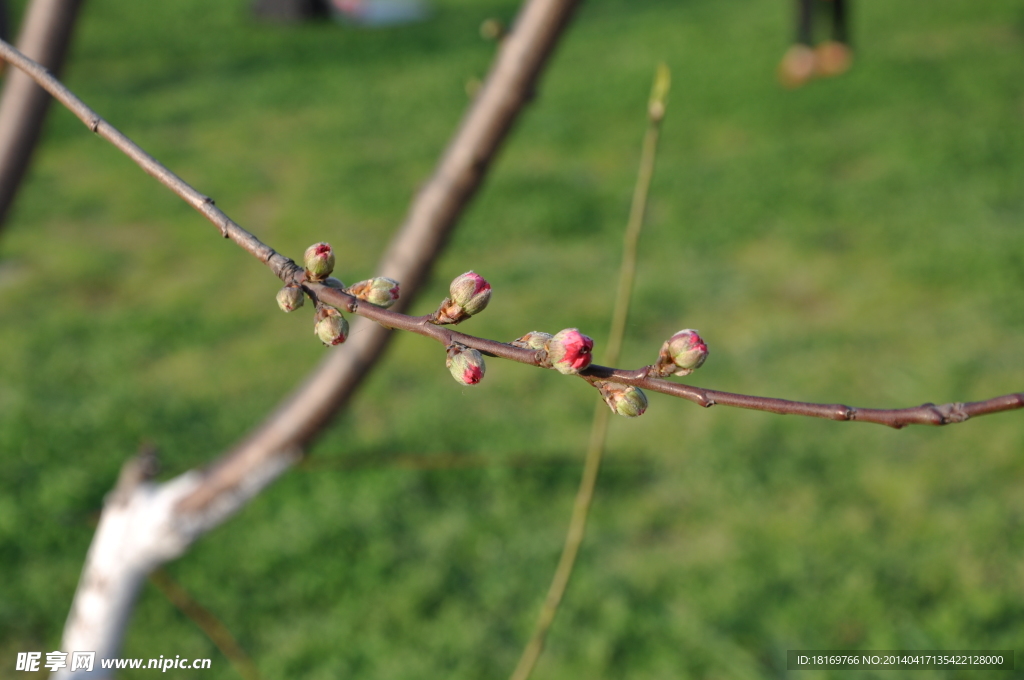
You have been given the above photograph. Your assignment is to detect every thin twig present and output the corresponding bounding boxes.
[509,63,671,680]
[0,12,1016,470]
[148,569,263,680]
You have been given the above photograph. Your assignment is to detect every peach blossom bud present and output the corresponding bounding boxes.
[276,285,304,313]
[314,306,349,346]
[511,331,553,351]
[348,277,400,308]
[597,382,648,418]
[449,271,491,317]
[446,344,486,386]
[303,242,335,281]
[545,328,594,375]
[657,329,708,377]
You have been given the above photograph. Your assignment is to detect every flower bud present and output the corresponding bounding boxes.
[276,285,304,313]
[432,271,492,324]
[656,329,708,377]
[446,344,486,386]
[449,271,491,316]
[348,277,400,308]
[323,276,346,290]
[304,242,336,282]
[597,382,648,418]
[511,331,553,351]
[544,328,594,375]
[314,306,349,346]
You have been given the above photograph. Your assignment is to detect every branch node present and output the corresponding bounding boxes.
[109,444,160,506]
[89,116,100,133]
[933,402,970,425]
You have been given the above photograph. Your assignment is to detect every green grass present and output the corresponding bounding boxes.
[1,0,1023,678]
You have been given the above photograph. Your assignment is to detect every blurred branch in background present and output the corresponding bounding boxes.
[148,569,263,680]
[0,0,584,672]
[510,62,670,680]
[0,0,84,234]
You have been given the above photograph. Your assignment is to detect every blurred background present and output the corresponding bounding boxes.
[1,0,1023,677]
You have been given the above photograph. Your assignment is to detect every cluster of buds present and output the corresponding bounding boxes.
[446,343,486,386]
[513,328,595,375]
[348,277,400,308]
[314,305,349,346]
[595,381,648,418]
[652,329,708,377]
[432,271,491,325]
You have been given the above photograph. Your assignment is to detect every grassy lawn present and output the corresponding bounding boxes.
[1,0,1023,677]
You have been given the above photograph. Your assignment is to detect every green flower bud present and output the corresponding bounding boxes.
[314,306,349,346]
[432,271,492,324]
[446,344,486,385]
[304,242,336,282]
[276,285,304,313]
[348,277,401,308]
[511,331,553,351]
[449,271,491,316]
[655,329,708,377]
[597,382,648,418]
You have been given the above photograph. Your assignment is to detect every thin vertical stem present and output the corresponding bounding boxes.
[508,63,671,680]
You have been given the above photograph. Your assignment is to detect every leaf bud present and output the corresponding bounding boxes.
[597,382,648,418]
[276,285,304,313]
[544,328,594,375]
[348,277,400,308]
[304,242,336,282]
[323,276,346,290]
[511,331,553,351]
[446,344,486,386]
[656,329,708,377]
[314,306,349,346]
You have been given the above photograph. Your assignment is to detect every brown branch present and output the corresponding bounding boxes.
[3,32,1016,436]
[304,282,1024,429]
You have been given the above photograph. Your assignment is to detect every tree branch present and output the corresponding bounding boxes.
[302,282,1024,429]
[3,30,1012,434]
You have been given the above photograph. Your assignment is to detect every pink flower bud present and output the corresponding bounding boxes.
[446,344,486,385]
[276,285,304,313]
[656,329,708,377]
[314,306,349,346]
[348,277,400,308]
[544,328,594,375]
[597,382,648,418]
[449,271,491,316]
[432,271,492,324]
[304,242,336,281]
[511,331,553,351]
